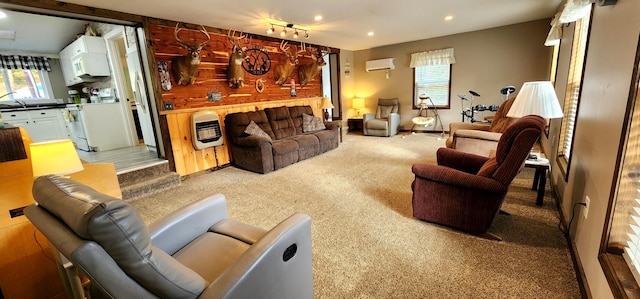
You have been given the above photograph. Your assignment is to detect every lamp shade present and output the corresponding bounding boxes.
[321,96,334,109]
[352,98,365,109]
[507,81,564,119]
[30,139,84,177]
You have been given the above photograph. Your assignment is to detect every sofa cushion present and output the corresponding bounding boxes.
[225,110,275,141]
[244,120,272,141]
[302,113,326,132]
[265,106,296,140]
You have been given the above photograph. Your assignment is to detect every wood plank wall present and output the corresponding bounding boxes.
[164,97,322,176]
[149,22,334,176]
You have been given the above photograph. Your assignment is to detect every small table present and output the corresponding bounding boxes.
[524,154,550,206]
[348,118,363,133]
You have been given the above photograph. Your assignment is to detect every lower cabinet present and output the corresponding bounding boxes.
[3,109,68,142]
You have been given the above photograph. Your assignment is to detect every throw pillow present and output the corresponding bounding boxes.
[302,113,326,132]
[244,120,272,140]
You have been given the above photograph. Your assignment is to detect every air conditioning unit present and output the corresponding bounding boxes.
[365,58,395,72]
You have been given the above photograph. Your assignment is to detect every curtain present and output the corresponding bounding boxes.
[409,48,455,68]
[544,0,592,47]
[0,55,51,72]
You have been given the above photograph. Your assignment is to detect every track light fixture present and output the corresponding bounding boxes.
[266,22,310,39]
[266,24,275,35]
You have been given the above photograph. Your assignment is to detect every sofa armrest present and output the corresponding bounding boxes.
[199,213,314,299]
[149,194,229,255]
[436,147,489,174]
[324,121,340,131]
[411,163,506,194]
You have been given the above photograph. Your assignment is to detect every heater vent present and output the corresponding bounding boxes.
[191,111,224,150]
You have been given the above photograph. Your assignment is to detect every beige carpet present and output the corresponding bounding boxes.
[130,132,581,298]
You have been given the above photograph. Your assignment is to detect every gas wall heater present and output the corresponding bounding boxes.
[191,111,223,150]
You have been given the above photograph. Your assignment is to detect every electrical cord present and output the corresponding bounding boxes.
[560,202,587,236]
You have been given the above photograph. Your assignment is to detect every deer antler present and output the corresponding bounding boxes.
[174,23,210,49]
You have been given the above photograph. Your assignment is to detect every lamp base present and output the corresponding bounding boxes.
[324,110,329,121]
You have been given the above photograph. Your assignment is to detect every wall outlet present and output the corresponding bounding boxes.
[583,196,590,219]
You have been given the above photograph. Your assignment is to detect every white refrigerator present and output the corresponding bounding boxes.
[66,103,131,151]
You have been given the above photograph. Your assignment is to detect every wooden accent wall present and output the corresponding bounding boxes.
[164,97,322,176]
[150,23,325,111]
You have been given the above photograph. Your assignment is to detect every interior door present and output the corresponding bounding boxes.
[125,45,155,148]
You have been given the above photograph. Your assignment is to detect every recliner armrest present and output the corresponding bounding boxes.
[454,129,502,142]
[149,194,229,255]
[448,122,490,136]
[363,113,375,122]
[199,213,313,299]
[412,163,506,194]
[324,121,340,131]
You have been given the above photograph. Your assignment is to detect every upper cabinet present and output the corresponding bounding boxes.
[59,35,111,86]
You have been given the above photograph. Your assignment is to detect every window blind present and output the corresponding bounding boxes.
[558,11,590,162]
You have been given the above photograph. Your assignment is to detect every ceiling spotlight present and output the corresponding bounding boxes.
[304,30,309,39]
[367,31,374,37]
[266,24,275,34]
[280,27,287,37]
[314,15,323,21]
[444,15,453,21]
[293,30,299,39]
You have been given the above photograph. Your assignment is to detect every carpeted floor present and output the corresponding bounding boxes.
[130,132,581,298]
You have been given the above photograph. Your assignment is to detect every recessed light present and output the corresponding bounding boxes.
[444,15,453,21]
[0,11,7,19]
[314,15,323,21]
[367,31,374,37]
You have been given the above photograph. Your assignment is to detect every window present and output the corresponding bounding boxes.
[0,69,52,102]
[600,35,640,297]
[413,64,451,109]
[557,9,591,176]
[409,48,455,109]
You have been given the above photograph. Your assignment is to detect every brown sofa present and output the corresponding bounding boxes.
[225,105,340,173]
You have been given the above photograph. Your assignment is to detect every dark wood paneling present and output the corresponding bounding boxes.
[150,23,325,110]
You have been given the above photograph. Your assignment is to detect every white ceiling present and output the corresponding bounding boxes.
[0,0,561,54]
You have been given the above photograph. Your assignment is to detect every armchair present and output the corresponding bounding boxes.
[411,115,545,240]
[24,175,313,299]
[445,97,515,156]
[363,98,400,137]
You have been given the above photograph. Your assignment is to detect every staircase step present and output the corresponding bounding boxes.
[118,161,171,187]
[117,161,181,201]
[120,171,181,201]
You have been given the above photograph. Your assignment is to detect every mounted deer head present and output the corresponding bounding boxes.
[227,29,249,88]
[298,46,329,85]
[171,23,210,86]
[274,41,305,86]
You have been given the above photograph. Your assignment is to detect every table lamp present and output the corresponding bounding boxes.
[321,96,334,121]
[506,81,564,119]
[30,139,84,178]
[352,98,365,117]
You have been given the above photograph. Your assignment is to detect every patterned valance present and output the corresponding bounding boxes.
[0,55,51,72]
[409,48,456,68]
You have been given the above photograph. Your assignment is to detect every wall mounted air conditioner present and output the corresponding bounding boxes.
[365,58,395,72]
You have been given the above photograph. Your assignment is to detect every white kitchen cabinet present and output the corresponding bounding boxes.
[59,35,110,86]
[3,109,68,142]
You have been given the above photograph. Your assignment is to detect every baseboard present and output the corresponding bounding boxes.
[551,182,592,298]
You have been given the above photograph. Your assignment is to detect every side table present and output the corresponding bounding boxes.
[524,155,550,206]
[348,118,363,133]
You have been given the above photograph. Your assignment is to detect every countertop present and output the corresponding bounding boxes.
[0,103,68,112]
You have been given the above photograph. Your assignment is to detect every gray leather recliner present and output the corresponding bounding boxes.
[363,98,400,137]
[24,175,313,299]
